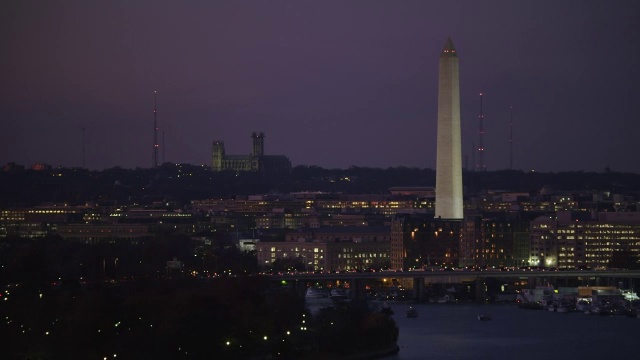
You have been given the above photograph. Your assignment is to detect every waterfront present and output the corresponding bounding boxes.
[385,302,638,360]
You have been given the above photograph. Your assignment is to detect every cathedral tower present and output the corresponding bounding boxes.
[251,132,265,157]
[212,141,225,171]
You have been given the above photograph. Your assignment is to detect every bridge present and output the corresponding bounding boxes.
[268,269,640,281]
[265,270,640,302]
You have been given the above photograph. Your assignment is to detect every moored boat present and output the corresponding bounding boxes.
[517,301,544,310]
[329,288,348,300]
[381,301,394,316]
[576,298,592,312]
[305,287,325,298]
[406,306,418,318]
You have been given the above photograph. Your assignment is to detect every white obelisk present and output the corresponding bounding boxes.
[435,37,463,219]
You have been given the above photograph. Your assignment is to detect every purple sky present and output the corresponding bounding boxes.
[2,0,639,172]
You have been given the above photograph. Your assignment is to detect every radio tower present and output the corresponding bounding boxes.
[81,124,86,168]
[153,91,159,168]
[477,92,486,171]
[509,106,513,170]
[471,141,476,172]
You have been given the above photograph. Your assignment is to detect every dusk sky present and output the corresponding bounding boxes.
[2,0,639,172]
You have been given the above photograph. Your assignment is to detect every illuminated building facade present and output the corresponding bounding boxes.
[191,194,433,218]
[313,197,430,216]
[256,226,391,272]
[390,214,461,270]
[211,132,291,173]
[57,223,152,244]
[530,211,640,269]
[459,214,530,268]
[255,211,320,230]
[0,207,84,238]
[108,209,193,223]
[284,226,390,243]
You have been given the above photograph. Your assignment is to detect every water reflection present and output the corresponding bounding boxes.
[382,303,637,360]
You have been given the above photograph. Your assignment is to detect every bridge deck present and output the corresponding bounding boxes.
[266,270,640,281]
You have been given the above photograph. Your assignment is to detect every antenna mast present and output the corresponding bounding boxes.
[472,141,475,172]
[82,124,86,168]
[153,91,159,168]
[478,92,485,171]
[509,106,513,170]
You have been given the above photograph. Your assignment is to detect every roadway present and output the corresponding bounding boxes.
[266,269,640,281]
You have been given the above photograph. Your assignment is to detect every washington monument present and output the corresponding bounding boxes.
[435,37,463,219]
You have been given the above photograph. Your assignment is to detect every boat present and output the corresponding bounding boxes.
[305,287,325,298]
[517,301,544,310]
[381,301,394,316]
[477,315,491,321]
[329,288,349,301]
[436,294,454,303]
[557,300,575,313]
[576,299,592,312]
[620,289,640,302]
[406,306,418,318]
[516,286,555,304]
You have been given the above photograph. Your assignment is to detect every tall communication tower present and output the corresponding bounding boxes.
[153,91,159,168]
[81,125,86,168]
[509,106,514,170]
[471,141,476,172]
[477,92,486,171]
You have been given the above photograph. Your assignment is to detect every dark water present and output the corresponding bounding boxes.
[385,303,638,360]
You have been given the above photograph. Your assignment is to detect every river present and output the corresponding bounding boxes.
[385,302,638,360]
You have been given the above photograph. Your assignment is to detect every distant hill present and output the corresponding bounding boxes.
[1,163,639,207]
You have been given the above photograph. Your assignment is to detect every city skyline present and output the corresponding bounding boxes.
[2,1,639,172]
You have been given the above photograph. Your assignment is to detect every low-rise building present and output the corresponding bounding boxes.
[256,226,391,272]
[459,213,531,268]
[57,223,152,244]
[390,214,461,270]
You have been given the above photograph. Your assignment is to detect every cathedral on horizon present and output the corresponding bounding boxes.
[211,132,291,174]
